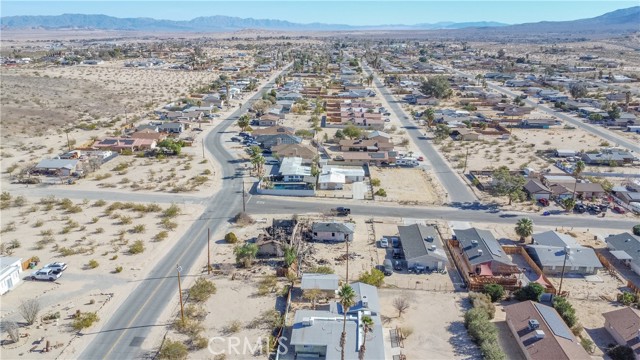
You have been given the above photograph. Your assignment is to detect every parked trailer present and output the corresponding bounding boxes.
[396,158,419,167]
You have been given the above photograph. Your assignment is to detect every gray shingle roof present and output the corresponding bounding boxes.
[532,231,579,248]
[398,224,448,263]
[454,228,515,266]
[311,221,355,235]
[526,245,602,269]
[35,159,79,170]
[300,273,340,291]
[607,233,640,267]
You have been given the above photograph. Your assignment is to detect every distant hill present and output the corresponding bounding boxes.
[1,7,638,34]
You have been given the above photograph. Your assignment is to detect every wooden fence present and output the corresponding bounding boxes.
[502,246,557,294]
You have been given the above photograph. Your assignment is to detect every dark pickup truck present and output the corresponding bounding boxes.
[331,207,351,216]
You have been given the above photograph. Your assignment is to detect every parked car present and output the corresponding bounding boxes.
[333,207,351,216]
[384,118,391,122]
[383,259,393,276]
[393,261,403,271]
[574,204,587,213]
[417,156,424,161]
[380,238,389,248]
[43,262,67,273]
[231,137,242,142]
[613,206,626,214]
[392,248,404,259]
[193,128,203,132]
[265,159,279,165]
[31,268,61,281]
[391,237,400,248]
[334,155,344,161]
[383,112,391,116]
[538,198,549,207]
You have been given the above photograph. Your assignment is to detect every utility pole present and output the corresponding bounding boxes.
[558,246,570,296]
[207,228,211,275]
[242,180,246,213]
[65,129,71,151]
[202,140,205,158]
[176,264,184,323]
[463,147,470,174]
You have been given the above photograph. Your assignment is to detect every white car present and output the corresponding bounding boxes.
[380,238,389,248]
[44,262,67,273]
[31,269,61,281]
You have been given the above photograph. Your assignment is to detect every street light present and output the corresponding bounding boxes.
[557,246,571,295]
[176,264,184,322]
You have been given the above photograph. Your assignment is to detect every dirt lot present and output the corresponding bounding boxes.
[379,289,480,359]
[369,166,444,205]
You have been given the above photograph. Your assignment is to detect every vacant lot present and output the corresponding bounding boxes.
[370,167,444,205]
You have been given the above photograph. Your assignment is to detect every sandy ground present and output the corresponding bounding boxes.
[369,167,443,205]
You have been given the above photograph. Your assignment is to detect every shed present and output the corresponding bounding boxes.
[0,257,23,295]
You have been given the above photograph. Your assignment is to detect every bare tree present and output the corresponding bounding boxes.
[18,299,41,325]
[393,296,410,318]
[303,288,322,310]
[1,320,19,343]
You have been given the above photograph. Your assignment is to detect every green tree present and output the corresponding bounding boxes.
[515,218,534,242]
[572,160,586,200]
[358,315,374,360]
[338,284,356,360]
[434,124,450,140]
[422,107,436,128]
[420,76,452,99]
[334,130,345,140]
[562,197,577,212]
[633,225,640,236]
[569,83,588,99]
[588,113,603,122]
[514,283,544,302]
[483,284,505,302]
[608,103,621,122]
[251,100,271,116]
[283,245,296,268]
[157,139,183,155]
[366,74,374,86]
[234,243,259,268]
[237,114,251,131]
[552,296,577,327]
[492,166,526,205]
[608,345,635,360]
[295,129,314,139]
[358,268,385,287]
[342,125,362,139]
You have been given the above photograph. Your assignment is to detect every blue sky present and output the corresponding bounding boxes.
[1,1,636,25]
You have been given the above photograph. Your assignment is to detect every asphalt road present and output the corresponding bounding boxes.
[246,196,638,231]
[365,66,478,203]
[78,69,286,359]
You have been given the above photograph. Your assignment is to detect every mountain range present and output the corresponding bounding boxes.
[1,6,638,33]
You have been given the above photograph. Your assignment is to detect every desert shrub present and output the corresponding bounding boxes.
[399,326,413,339]
[33,219,44,228]
[189,277,217,302]
[131,224,146,233]
[159,339,188,360]
[72,312,99,330]
[161,218,178,230]
[190,335,208,350]
[469,292,496,319]
[120,215,133,225]
[224,232,238,244]
[42,311,61,321]
[358,268,385,287]
[480,340,506,360]
[1,320,19,343]
[223,320,242,334]
[95,227,104,234]
[309,266,334,274]
[482,284,505,302]
[552,296,577,328]
[162,204,181,218]
[93,199,107,207]
[154,231,169,241]
[232,211,254,226]
[185,304,207,321]
[18,299,41,325]
[370,178,381,187]
[374,188,387,197]
[173,318,203,336]
[128,240,145,254]
[87,260,99,269]
[465,295,505,360]
[114,266,123,273]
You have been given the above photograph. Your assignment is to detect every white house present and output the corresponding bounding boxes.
[1,257,23,295]
[311,222,355,242]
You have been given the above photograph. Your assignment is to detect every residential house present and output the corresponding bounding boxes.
[339,139,394,152]
[607,112,638,127]
[339,151,396,166]
[606,233,640,276]
[300,273,339,299]
[321,166,365,183]
[582,150,637,166]
[504,301,591,360]
[318,171,345,190]
[34,159,79,176]
[0,257,23,295]
[275,91,303,101]
[524,179,552,200]
[542,174,605,199]
[130,128,167,142]
[612,187,640,205]
[93,138,157,152]
[279,157,312,182]
[398,224,449,271]
[289,282,385,359]
[450,128,480,141]
[366,131,392,143]
[255,133,302,150]
[158,122,184,134]
[453,228,519,276]
[311,221,355,242]
[527,231,602,275]
[271,143,316,162]
[602,307,640,359]
[252,126,294,137]
[255,234,284,257]
[520,119,558,129]
[258,113,280,127]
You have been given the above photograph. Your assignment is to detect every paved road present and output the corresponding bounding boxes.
[79,68,287,360]
[246,196,638,231]
[365,66,478,203]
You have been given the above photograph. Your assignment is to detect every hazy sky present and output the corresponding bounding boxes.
[2,1,637,25]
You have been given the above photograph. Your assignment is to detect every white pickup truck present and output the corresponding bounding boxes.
[31,268,61,281]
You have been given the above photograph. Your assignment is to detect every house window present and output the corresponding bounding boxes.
[332,233,335,236]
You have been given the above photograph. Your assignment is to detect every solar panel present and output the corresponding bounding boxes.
[480,231,504,257]
[534,303,573,340]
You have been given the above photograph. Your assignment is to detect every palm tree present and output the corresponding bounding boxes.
[251,154,266,177]
[515,218,534,243]
[358,315,374,360]
[237,115,250,131]
[572,160,585,200]
[338,284,356,360]
[367,74,374,86]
